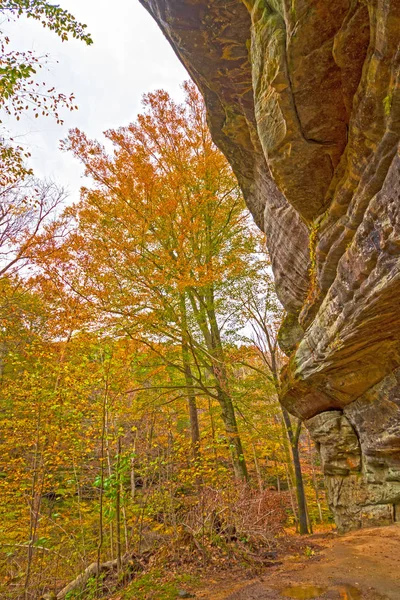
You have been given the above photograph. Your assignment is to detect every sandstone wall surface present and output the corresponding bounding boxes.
[138,0,400,531]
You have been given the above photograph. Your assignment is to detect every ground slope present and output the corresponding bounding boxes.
[196,524,400,600]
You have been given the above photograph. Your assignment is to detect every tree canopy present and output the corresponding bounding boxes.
[0,81,328,599]
[0,0,92,184]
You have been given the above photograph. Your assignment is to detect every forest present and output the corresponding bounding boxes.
[2,1,389,600]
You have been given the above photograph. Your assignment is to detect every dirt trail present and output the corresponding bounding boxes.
[195,524,400,600]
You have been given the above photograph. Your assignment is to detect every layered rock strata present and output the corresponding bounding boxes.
[139,0,400,531]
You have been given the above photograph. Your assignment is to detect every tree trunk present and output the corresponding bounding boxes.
[307,431,324,523]
[252,442,263,492]
[218,386,248,481]
[284,462,298,529]
[291,433,309,535]
[187,287,248,479]
[188,395,200,456]
[179,292,200,457]
[208,395,220,481]
[281,408,309,535]
[207,293,248,480]
[116,438,122,573]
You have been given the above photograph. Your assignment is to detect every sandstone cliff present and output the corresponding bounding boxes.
[138,0,400,531]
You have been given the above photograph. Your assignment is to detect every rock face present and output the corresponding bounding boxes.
[139,0,400,531]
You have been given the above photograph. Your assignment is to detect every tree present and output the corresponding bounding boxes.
[0,0,92,184]
[241,277,310,534]
[36,83,267,480]
[0,178,65,277]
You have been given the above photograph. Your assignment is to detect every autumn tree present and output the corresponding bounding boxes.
[0,0,92,184]
[0,179,66,278]
[240,277,310,534]
[0,1,91,340]
[35,83,268,480]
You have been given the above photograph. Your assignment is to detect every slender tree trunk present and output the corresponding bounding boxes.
[218,386,248,480]
[284,462,298,529]
[188,395,200,455]
[73,460,88,564]
[187,288,248,480]
[122,504,129,554]
[131,429,137,500]
[180,292,200,457]
[25,414,42,599]
[247,301,309,531]
[281,408,309,535]
[116,438,122,573]
[105,409,114,561]
[277,414,296,486]
[25,473,44,599]
[207,295,248,481]
[252,442,263,492]
[208,396,220,481]
[97,368,109,597]
[307,431,323,523]
[291,434,309,535]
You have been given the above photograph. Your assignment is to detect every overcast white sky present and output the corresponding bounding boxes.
[5,0,187,201]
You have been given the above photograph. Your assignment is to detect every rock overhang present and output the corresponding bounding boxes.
[138,0,400,530]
